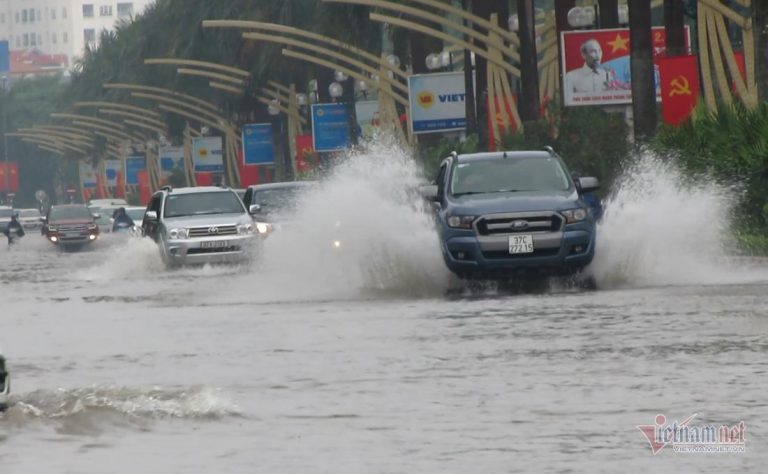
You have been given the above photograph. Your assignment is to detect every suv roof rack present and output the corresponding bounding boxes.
[543,146,556,156]
[161,185,173,192]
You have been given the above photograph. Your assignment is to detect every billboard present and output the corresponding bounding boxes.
[311,103,351,152]
[79,162,97,189]
[158,146,184,179]
[408,71,466,134]
[125,155,146,186]
[242,123,274,165]
[355,100,379,139]
[104,160,123,187]
[192,136,224,173]
[561,27,690,106]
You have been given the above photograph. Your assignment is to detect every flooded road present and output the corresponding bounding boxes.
[2,149,768,472]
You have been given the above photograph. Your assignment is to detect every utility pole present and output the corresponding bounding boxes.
[1,75,7,200]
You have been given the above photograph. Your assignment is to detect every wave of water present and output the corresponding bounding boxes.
[2,385,239,423]
[589,152,768,288]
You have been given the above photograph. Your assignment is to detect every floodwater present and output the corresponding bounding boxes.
[2,144,768,472]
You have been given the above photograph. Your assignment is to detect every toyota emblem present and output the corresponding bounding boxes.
[208,226,219,234]
[511,220,528,230]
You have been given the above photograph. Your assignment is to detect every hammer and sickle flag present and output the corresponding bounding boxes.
[658,54,700,126]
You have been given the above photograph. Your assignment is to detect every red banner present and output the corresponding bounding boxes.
[137,170,151,205]
[195,172,213,186]
[658,54,700,126]
[237,148,260,187]
[0,162,19,192]
[295,135,315,174]
[115,171,125,198]
[486,95,520,150]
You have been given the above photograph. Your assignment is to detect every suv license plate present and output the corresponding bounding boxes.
[508,235,534,254]
[201,241,230,249]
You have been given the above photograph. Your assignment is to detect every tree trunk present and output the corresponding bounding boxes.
[517,0,540,124]
[756,0,768,102]
[471,0,509,149]
[598,0,619,28]
[663,0,686,56]
[555,0,576,108]
[629,0,657,142]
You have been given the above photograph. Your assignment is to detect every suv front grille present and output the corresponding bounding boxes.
[57,224,90,232]
[475,213,563,236]
[188,225,238,238]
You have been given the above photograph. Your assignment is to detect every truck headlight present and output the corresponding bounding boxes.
[447,215,475,229]
[168,228,189,240]
[238,223,255,235]
[561,208,588,224]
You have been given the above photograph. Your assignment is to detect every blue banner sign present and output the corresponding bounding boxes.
[311,103,351,152]
[0,41,8,73]
[125,155,146,186]
[408,72,467,134]
[242,123,274,165]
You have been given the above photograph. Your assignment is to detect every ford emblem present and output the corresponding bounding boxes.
[511,220,528,230]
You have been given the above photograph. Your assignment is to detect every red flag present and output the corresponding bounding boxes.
[115,171,125,198]
[0,162,19,192]
[658,54,700,126]
[731,51,746,95]
[195,172,213,186]
[137,170,151,205]
[486,95,520,150]
[295,135,314,174]
[237,148,260,187]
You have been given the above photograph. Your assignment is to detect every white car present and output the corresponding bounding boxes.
[17,208,43,231]
[0,206,13,234]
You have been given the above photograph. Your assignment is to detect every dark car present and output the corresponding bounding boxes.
[43,204,101,249]
[424,148,599,280]
[242,181,318,224]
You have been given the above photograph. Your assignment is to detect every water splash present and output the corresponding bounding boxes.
[3,385,240,422]
[589,152,768,287]
[242,136,451,300]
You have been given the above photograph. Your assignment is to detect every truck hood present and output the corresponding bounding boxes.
[446,190,581,214]
[49,218,95,225]
[162,213,251,228]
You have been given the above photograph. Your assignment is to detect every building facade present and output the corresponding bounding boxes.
[0,0,154,70]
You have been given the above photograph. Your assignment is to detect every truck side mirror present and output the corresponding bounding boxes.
[144,210,158,221]
[418,184,439,202]
[576,177,600,194]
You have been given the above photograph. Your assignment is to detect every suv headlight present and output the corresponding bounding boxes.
[255,222,272,235]
[561,208,588,224]
[168,228,189,240]
[447,215,475,229]
[237,223,255,235]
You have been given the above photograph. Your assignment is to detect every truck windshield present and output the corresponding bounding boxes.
[250,186,311,215]
[164,192,244,218]
[451,157,571,195]
[49,206,92,220]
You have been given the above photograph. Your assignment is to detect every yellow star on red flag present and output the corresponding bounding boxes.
[607,34,630,53]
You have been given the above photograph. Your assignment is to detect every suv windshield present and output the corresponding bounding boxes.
[126,208,145,220]
[50,206,93,220]
[20,209,41,218]
[451,157,571,195]
[0,208,13,218]
[251,187,309,215]
[164,192,244,218]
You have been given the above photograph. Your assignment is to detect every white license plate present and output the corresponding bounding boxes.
[508,234,534,254]
[201,240,230,249]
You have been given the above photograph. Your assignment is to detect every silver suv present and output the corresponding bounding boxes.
[142,186,263,266]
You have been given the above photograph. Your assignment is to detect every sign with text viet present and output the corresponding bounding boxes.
[192,136,224,173]
[158,146,184,179]
[561,27,690,106]
[242,123,274,165]
[79,162,97,189]
[104,160,122,187]
[311,103,351,151]
[0,40,9,73]
[125,155,146,186]
[408,72,466,134]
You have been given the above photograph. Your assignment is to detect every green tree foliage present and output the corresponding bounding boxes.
[652,101,768,229]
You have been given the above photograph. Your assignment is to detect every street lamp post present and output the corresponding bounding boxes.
[1,75,8,202]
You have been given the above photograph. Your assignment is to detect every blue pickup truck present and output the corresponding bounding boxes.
[423,148,600,279]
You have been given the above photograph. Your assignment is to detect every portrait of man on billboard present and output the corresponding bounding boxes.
[564,39,615,94]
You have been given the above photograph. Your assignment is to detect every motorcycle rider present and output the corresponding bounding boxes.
[111,207,135,232]
[4,213,25,246]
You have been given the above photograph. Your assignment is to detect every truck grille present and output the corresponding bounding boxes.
[57,224,90,232]
[475,212,563,235]
[188,225,237,238]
